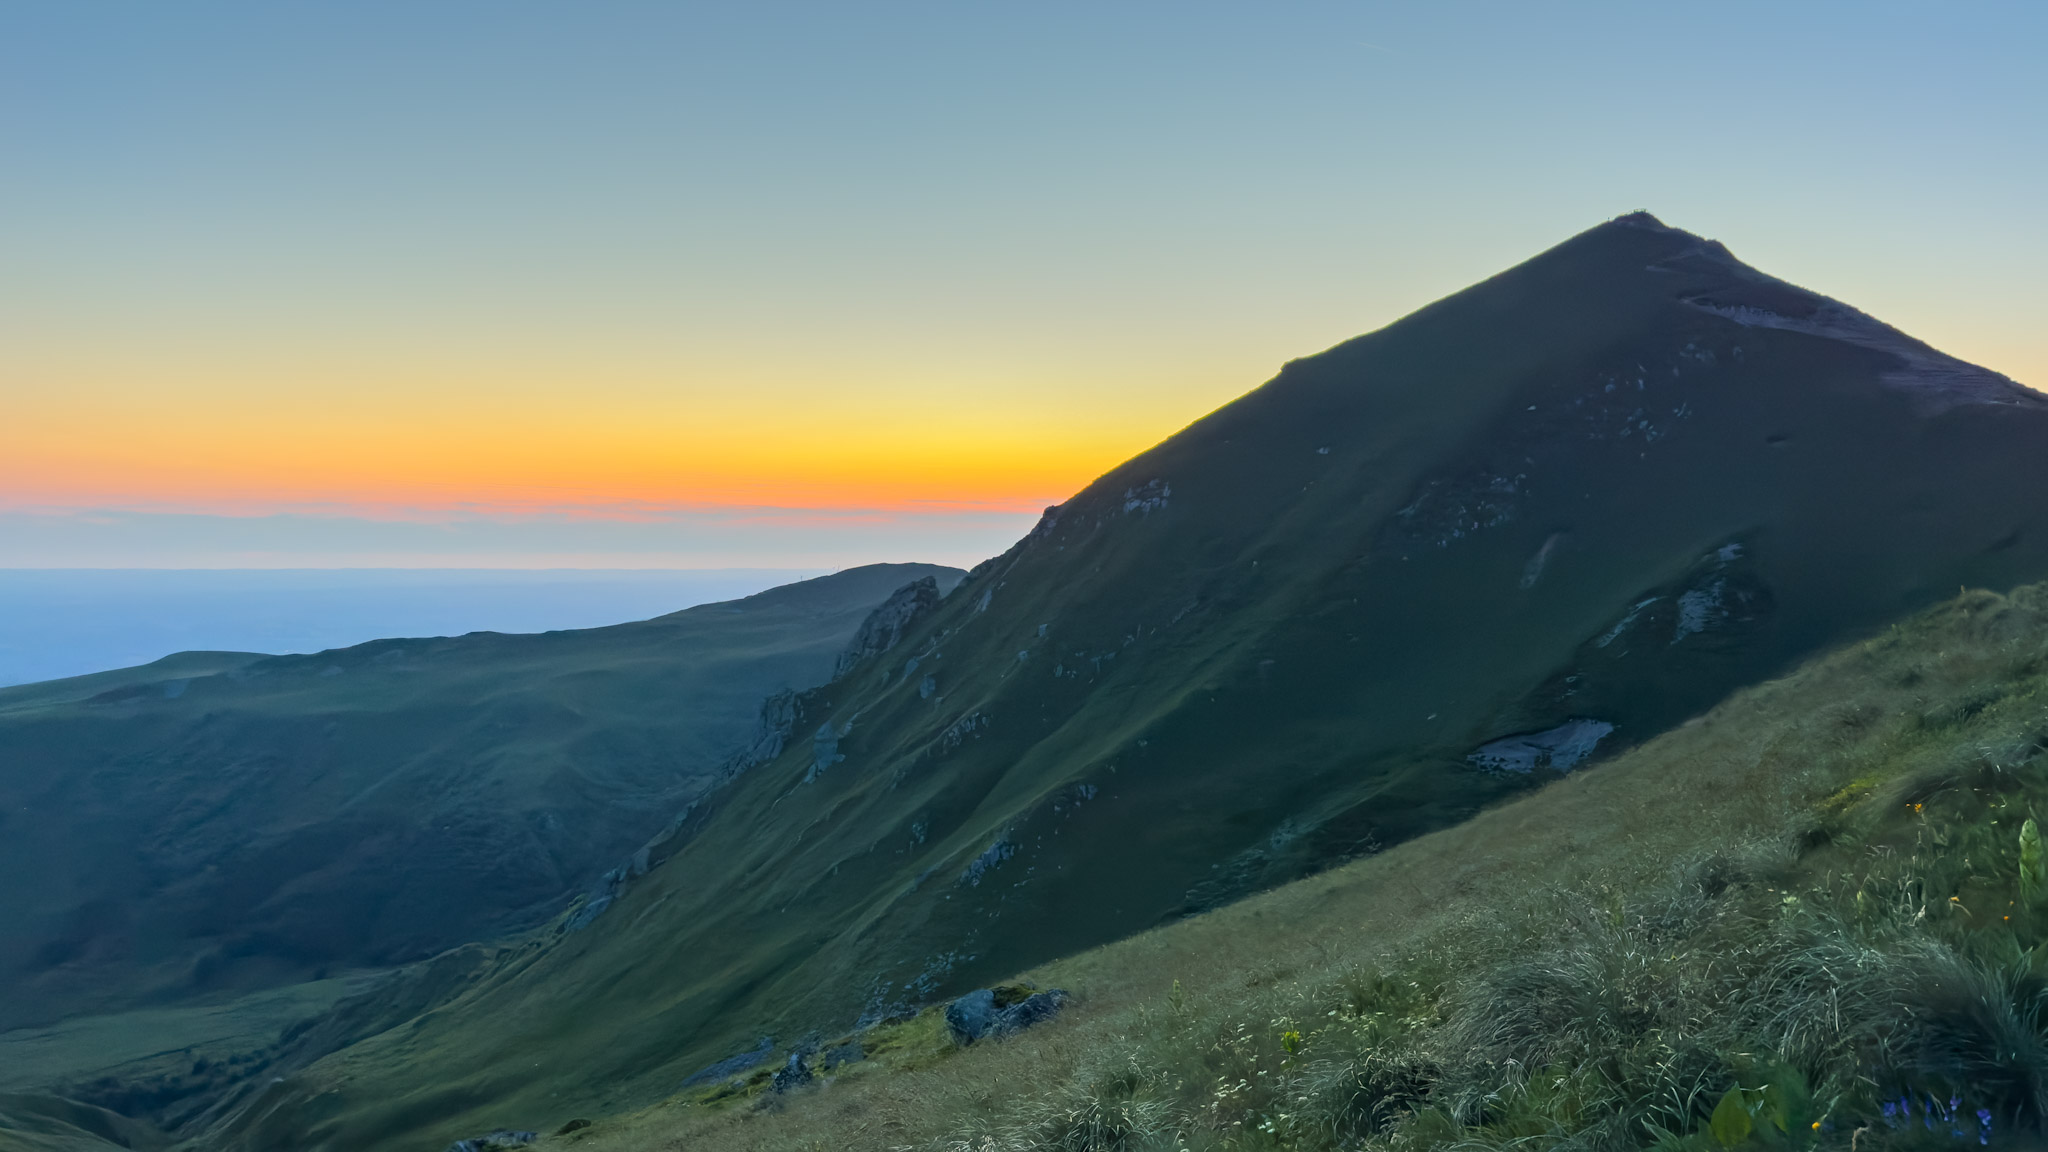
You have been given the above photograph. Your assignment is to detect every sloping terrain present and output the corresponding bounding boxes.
[0,652,267,712]
[576,584,2048,1152]
[0,563,959,1031]
[196,213,2048,1151]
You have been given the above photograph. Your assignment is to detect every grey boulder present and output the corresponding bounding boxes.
[944,988,998,1044]
[448,1132,536,1152]
[994,989,1069,1037]
[946,986,1069,1046]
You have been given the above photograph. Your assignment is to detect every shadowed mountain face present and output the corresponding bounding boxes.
[155,216,2048,1149]
[0,563,960,1031]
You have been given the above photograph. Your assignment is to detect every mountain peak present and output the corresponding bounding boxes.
[1608,208,1672,231]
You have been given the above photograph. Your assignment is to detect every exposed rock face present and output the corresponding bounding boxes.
[945,985,1070,1045]
[770,1050,814,1092]
[447,1131,536,1152]
[993,989,1070,1038]
[720,689,802,779]
[944,989,998,1044]
[1468,720,1616,775]
[834,577,944,678]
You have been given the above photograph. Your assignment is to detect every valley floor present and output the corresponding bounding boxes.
[0,975,374,1093]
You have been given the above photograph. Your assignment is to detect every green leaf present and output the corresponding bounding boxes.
[1761,1083,1789,1133]
[1710,1088,1754,1148]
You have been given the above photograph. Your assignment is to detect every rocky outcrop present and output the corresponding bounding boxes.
[834,577,943,678]
[944,984,1069,1045]
[993,990,1069,1038]
[1468,720,1615,775]
[447,1131,535,1152]
[943,989,997,1044]
[770,1049,814,1092]
[719,689,801,779]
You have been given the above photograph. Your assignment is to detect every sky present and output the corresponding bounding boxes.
[3,1,2042,569]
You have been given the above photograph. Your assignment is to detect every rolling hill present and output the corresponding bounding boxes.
[0,563,960,1034]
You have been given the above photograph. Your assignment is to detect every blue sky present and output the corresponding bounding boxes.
[3,1,2042,568]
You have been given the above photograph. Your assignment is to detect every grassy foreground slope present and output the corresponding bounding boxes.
[563,582,2048,1151]
[221,212,2048,1150]
[0,563,960,1031]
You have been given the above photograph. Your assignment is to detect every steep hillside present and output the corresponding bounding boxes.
[578,583,2048,1151]
[166,215,2048,1149]
[0,563,960,1031]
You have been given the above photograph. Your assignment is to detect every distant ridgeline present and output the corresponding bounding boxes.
[0,563,961,1033]
[28,213,2048,1151]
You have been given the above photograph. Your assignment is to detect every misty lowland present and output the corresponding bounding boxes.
[12,214,2048,1152]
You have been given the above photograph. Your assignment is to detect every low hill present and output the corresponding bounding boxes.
[197,213,2048,1150]
[0,563,960,1031]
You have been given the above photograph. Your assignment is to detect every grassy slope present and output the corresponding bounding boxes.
[0,563,959,1033]
[559,582,2048,1151]
[0,1094,171,1152]
[0,975,375,1094]
[212,216,2048,1150]
[0,653,266,712]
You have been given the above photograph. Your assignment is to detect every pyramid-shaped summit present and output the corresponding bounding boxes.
[220,216,2048,1151]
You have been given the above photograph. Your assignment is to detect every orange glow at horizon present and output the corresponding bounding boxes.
[4,370,1225,519]
[1,311,1264,521]
[0,419,1152,517]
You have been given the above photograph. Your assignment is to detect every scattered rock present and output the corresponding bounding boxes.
[770,1050,813,1092]
[1122,479,1171,514]
[554,1118,592,1135]
[993,989,1069,1037]
[958,836,1014,886]
[805,720,847,783]
[944,989,997,1044]
[560,889,614,932]
[447,1131,536,1152]
[834,577,942,677]
[719,689,800,778]
[1467,719,1614,775]
[946,985,1070,1045]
